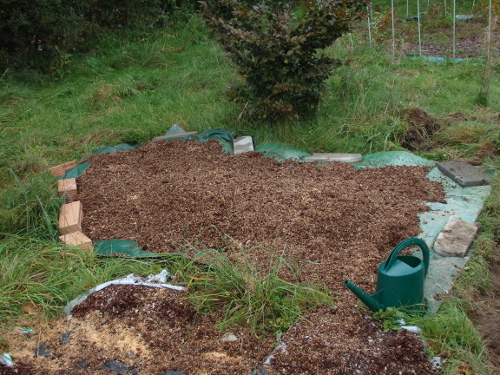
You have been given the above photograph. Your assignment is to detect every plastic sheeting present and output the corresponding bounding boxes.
[354,151,492,313]
[91,143,140,155]
[355,151,435,169]
[57,144,140,180]
[58,162,90,180]
[94,239,160,258]
[254,144,311,162]
[64,269,186,316]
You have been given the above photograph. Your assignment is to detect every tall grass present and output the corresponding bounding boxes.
[0,235,154,349]
[181,238,333,335]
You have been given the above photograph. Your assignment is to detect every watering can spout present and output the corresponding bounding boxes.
[344,280,384,312]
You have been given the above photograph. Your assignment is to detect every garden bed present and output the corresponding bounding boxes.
[2,139,447,374]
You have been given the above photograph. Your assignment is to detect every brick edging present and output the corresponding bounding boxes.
[51,161,92,251]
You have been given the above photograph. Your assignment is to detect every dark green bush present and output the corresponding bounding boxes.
[0,0,85,71]
[0,0,198,72]
[201,0,366,121]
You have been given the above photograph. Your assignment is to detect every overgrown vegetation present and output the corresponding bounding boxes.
[0,0,198,73]
[0,0,499,372]
[178,238,332,335]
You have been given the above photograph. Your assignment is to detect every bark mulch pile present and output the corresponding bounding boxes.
[2,139,446,374]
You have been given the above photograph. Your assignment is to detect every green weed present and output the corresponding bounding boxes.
[181,238,333,335]
[417,301,490,375]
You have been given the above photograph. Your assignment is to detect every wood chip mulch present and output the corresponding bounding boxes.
[2,139,445,374]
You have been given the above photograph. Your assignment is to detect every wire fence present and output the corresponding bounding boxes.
[364,0,496,60]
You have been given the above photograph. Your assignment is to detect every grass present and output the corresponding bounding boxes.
[0,6,499,373]
[0,235,155,349]
[180,237,333,335]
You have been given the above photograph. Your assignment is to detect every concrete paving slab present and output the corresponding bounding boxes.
[436,161,493,187]
[304,153,362,163]
[433,215,479,257]
[233,136,254,155]
[152,131,198,142]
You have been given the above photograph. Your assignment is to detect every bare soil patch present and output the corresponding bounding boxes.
[404,20,499,59]
[2,140,446,374]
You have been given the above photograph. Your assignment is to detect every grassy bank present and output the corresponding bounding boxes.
[1,12,499,373]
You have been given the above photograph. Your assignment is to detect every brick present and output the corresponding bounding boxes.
[49,161,78,177]
[59,201,83,235]
[233,136,254,155]
[304,153,363,163]
[59,231,92,252]
[433,216,480,257]
[57,178,78,202]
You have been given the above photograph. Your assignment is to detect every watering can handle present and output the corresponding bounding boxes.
[383,238,430,276]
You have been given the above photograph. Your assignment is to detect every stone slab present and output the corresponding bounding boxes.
[433,215,480,257]
[304,153,363,163]
[49,161,78,177]
[59,231,92,252]
[152,131,198,142]
[57,178,78,202]
[436,161,493,187]
[59,201,83,235]
[233,136,254,155]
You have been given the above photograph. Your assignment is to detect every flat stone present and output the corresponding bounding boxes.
[59,201,83,235]
[152,131,198,142]
[61,331,72,344]
[159,371,186,375]
[233,136,254,154]
[433,216,480,257]
[304,153,363,163]
[35,343,51,357]
[436,161,493,187]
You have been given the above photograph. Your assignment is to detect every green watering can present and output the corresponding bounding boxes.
[344,237,430,312]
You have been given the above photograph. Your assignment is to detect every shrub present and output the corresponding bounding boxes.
[201,0,366,121]
[0,0,198,72]
[0,0,87,72]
